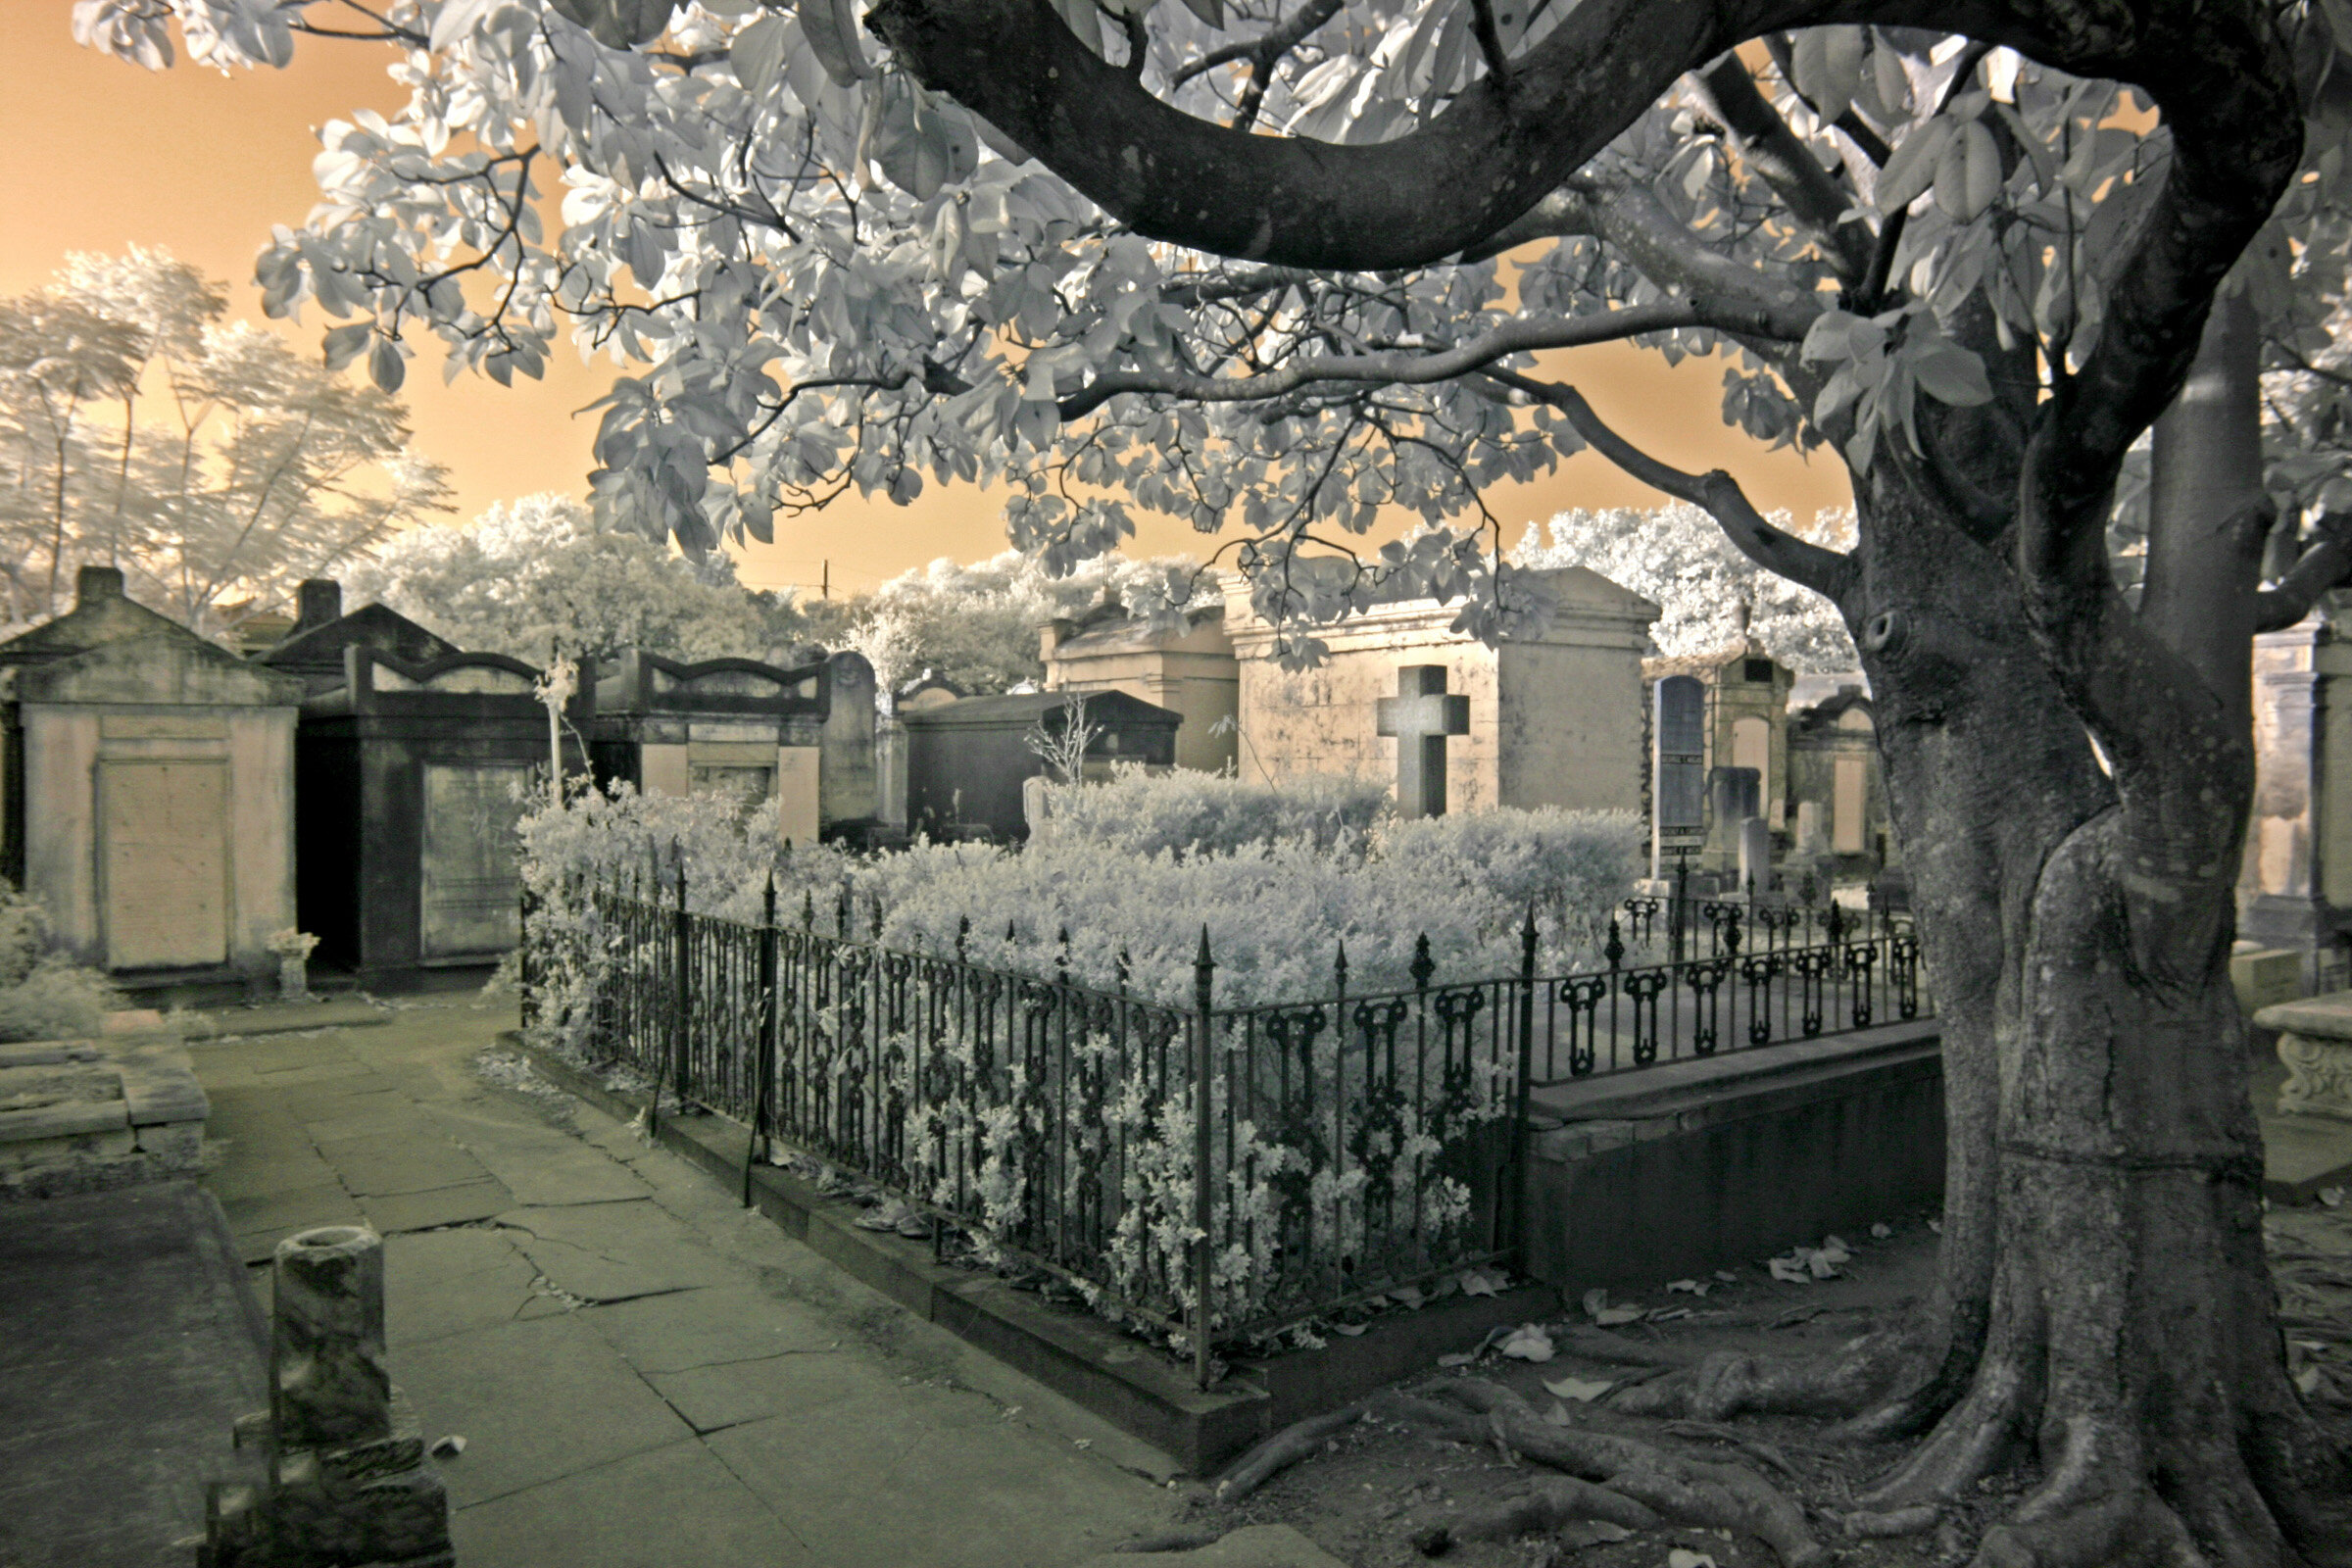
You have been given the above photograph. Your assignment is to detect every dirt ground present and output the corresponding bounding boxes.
[1157,1202,2352,1568]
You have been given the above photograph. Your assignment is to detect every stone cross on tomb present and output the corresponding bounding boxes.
[1375,665,1471,818]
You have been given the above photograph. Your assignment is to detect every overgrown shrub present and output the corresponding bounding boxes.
[0,886,121,1042]
[1037,766,1390,859]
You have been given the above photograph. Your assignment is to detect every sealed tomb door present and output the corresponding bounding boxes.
[420,763,531,958]
[101,759,229,970]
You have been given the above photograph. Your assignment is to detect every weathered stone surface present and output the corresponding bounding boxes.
[2255,991,2352,1040]
[454,1439,812,1566]
[588,1283,835,1374]
[2278,1032,2352,1121]
[271,1227,392,1450]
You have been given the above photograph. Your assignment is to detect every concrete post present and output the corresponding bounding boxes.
[202,1226,452,1567]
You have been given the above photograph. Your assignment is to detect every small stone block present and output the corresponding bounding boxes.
[2233,948,2305,1017]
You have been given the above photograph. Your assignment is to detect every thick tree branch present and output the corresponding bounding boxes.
[1054,295,1812,416]
[2255,515,2352,632]
[872,0,1802,269]
[1696,55,1872,281]
[1489,368,1857,602]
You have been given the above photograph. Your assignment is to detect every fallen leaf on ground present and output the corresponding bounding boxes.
[1389,1285,1426,1308]
[1543,1399,1575,1426]
[1500,1324,1555,1361]
[1649,1305,1692,1322]
[1543,1375,1616,1402]
[1665,1278,1709,1296]
[1820,1236,1853,1261]
[1807,1250,1841,1279]
[1458,1267,1504,1298]
[1581,1288,1643,1326]
[1871,1222,1893,1239]
[1928,1219,1944,1234]
[1713,1270,1739,1283]
[429,1435,466,1456]
[1329,1321,1367,1336]
[1768,1256,1813,1284]
[1668,1550,1718,1568]
[1436,1351,1479,1368]
[2323,1188,2346,1209]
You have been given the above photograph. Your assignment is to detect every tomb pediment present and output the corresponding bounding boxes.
[369,658,536,696]
[16,632,304,710]
[594,649,828,715]
[259,602,461,676]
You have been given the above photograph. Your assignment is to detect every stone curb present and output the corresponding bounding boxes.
[503,1033,1559,1474]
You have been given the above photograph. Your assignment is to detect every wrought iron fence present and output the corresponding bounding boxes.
[521,865,1928,1383]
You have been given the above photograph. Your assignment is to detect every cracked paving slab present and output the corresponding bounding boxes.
[492,1200,739,1302]
[585,1283,838,1375]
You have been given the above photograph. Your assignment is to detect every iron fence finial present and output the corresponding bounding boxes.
[1410,933,1434,992]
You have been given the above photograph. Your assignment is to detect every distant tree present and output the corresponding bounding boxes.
[1514,504,1858,672]
[0,249,448,638]
[823,550,1207,697]
[346,493,811,664]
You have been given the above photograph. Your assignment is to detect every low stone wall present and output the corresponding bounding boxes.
[1520,1023,1945,1290]
[0,1033,210,1198]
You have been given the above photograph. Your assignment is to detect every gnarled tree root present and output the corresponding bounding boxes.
[1213,1404,1364,1503]
[1607,1323,1924,1425]
[1409,1476,1661,1555]
[1377,1378,1827,1568]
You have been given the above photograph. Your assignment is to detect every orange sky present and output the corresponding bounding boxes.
[3,9,1850,597]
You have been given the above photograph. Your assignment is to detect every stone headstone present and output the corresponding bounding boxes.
[1375,664,1471,818]
[1021,773,1053,842]
[1652,674,1706,875]
[1739,816,1772,896]
[1795,799,1828,858]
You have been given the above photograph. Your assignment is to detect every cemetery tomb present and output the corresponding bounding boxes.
[1042,601,1240,773]
[1786,686,1896,876]
[257,582,586,983]
[2238,617,2352,988]
[1222,566,1658,813]
[0,566,302,980]
[586,647,852,847]
[1641,621,1795,855]
[901,689,1181,842]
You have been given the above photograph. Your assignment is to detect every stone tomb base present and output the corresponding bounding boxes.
[1520,1023,1947,1290]
[2257,992,2352,1123]
[0,1032,210,1198]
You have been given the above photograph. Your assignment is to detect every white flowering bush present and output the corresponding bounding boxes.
[1038,766,1390,860]
[0,885,121,1043]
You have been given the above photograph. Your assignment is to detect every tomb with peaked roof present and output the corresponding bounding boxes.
[0,566,304,982]
[255,580,587,985]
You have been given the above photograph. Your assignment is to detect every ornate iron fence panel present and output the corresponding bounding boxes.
[541,868,1933,1378]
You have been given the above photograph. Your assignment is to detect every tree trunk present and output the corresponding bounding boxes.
[1627,309,2352,1564]
[1858,296,2352,1566]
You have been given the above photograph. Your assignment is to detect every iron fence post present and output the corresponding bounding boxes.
[746,869,778,1207]
[1193,925,1215,1391]
[1507,905,1537,1256]
[517,883,535,1031]
[662,845,690,1136]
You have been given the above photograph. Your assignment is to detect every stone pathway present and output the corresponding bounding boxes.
[194,997,1179,1567]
